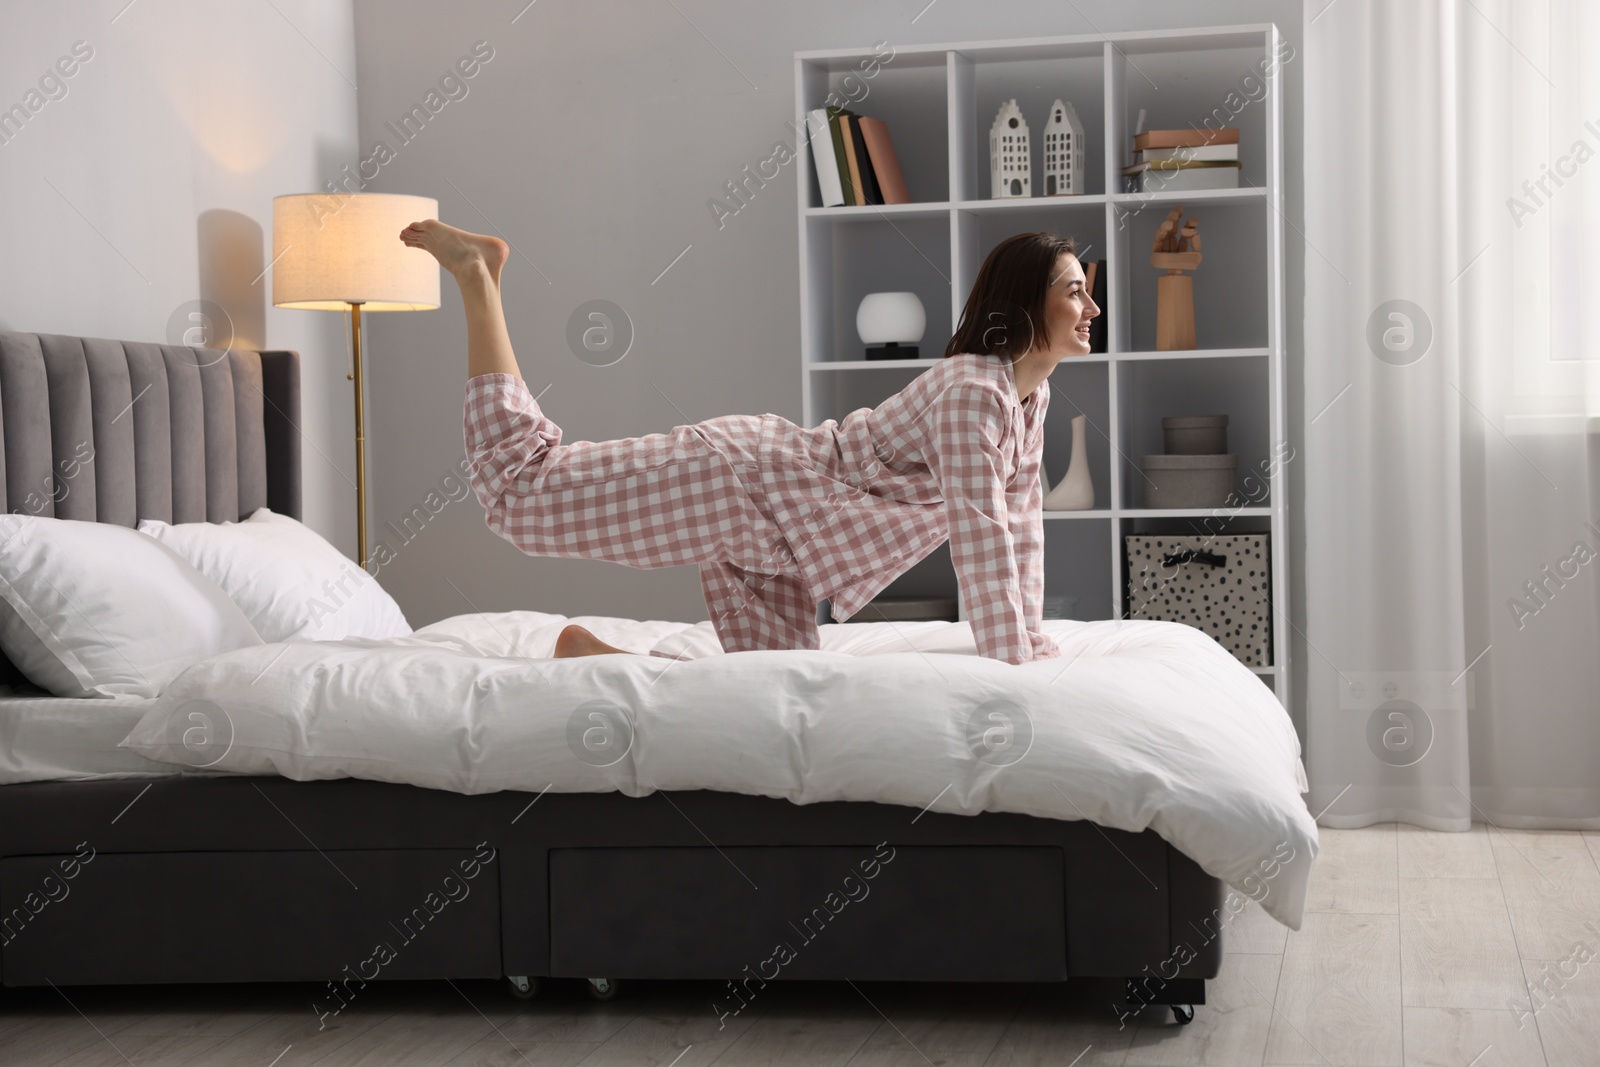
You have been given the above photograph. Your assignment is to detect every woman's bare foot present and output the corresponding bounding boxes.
[399,219,510,284]
[554,623,634,658]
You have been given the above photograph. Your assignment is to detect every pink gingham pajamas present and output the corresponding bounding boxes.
[464,354,1060,664]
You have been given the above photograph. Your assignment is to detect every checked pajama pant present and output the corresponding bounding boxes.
[465,374,821,654]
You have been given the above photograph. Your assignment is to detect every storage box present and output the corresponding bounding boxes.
[1139,454,1238,508]
[1161,415,1228,454]
[1124,534,1271,667]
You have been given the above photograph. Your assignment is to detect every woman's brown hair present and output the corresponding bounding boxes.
[943,232,1078,360]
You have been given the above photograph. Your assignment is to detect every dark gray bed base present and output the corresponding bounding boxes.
[0,778,1220,1014]
[0,332,1221,1014]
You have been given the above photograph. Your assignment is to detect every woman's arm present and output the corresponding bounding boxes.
[929,379,1061,664]
[1005,404,1057,660]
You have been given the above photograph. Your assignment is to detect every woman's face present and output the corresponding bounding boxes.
[1041,253,1100,356]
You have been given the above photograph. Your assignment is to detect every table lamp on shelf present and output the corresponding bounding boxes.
[856,291,926,361]
[271,193,439,570]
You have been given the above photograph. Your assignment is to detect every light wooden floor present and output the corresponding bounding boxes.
[3,825,1599,1066]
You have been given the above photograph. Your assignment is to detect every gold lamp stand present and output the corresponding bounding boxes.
[347,302,368,569]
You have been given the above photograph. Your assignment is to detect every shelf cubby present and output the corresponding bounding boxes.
[1116,512,1275,653]
[1117,198,1268,352]
[798,49,950,208]
[956,41,1107,200]
[1116,355,1271,510]
[1109,31,1274,193]
[804,215,951,364]
[954,197,1108,342]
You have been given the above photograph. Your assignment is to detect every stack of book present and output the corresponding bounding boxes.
[808,105,911,207]
[1121,128,1240,192]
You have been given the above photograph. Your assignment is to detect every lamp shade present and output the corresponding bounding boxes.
[856,291,927,344]
[272,193,440,310]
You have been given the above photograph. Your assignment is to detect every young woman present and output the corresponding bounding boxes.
[400,222,1098,664]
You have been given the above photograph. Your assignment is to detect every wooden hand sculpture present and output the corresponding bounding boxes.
[1150,206,1202,272]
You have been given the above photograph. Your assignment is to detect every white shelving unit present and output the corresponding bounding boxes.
[795,25,1289,703]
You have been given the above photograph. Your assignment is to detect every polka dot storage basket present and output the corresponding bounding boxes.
[1124,534,1271,668]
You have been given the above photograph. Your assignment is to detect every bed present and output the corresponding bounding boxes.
[0,332,1316,1024]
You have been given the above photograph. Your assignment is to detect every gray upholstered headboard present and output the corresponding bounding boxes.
[0,332,301,526]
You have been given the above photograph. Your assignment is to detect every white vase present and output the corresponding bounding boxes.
[1045,414,1095,510]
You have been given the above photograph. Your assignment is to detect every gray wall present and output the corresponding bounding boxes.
[353,0,1306,664]
[0,0,362,548]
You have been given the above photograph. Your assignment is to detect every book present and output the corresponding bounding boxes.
[1088,258,1107,353]
[1138,143,1239,163]
[807,108,845,207]
[1132,127,1239,151]
[1121,159,1242,175]
[839,112,866,206]
[857,116,911,204]
[1126,164,1240,192]
[846,114,884,205]
[825,108,859,206]
[1083,259,1098,299]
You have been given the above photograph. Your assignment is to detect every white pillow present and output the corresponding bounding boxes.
[138,508,411,642]
[0,516,264,698]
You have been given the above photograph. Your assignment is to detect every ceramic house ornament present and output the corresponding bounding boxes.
[989,99,1031,198]
[1042,99,1085,196]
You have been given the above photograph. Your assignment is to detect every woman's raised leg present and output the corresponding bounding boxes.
[402,219,639,660]
[399,220,518,379]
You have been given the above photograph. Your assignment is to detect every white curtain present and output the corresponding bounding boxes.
[1304,0,1600,829]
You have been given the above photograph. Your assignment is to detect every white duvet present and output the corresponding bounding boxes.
[121,612,1318,927]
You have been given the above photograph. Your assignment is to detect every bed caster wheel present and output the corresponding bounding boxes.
[506,975,539,1000]
[586,977,619,1001]
[1171,1004,1194,1025]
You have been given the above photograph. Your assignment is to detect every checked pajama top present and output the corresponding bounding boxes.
[463,353,1060,664]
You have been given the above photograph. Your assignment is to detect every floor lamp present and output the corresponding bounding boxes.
[271,193,439,570]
